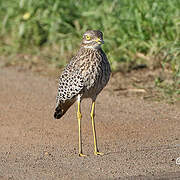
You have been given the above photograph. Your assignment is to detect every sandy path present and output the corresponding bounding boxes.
[0,67,180,179]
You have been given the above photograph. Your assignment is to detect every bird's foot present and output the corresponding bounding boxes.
[79,153,87,157]
[94,151,104,156]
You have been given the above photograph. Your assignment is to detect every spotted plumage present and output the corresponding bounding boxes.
[54,30,111,156]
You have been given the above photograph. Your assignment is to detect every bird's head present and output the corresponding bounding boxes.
[81,30,104,49]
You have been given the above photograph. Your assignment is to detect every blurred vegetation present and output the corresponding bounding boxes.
[0,0,180,100]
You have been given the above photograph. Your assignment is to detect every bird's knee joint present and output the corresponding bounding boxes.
[91,112,95,118]
[77,112,82,119]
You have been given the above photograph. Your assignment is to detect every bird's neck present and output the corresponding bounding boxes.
[80,46,102,53]
[81,43,102,50]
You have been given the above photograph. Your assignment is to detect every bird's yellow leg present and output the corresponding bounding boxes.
[91,101,104,156]
[77,100,86,157]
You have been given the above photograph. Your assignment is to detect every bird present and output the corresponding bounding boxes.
[54,30,111,156]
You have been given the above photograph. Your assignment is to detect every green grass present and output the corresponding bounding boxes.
[0,0,180,97]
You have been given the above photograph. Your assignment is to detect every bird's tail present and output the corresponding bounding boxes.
[54,99,75,119]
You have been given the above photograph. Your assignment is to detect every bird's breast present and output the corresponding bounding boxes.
[80,51,111,99]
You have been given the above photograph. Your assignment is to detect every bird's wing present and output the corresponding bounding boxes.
[55,65,84,107]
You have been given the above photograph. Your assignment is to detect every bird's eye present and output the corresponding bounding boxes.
[86,35,91,40]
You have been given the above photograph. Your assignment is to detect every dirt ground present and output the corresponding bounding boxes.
[0,66,180,180]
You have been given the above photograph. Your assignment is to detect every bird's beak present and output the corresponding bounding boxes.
[95,38,104,44]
